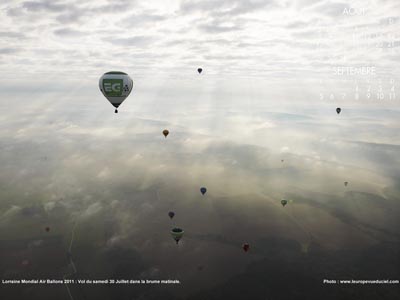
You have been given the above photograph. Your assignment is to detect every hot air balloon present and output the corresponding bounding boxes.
[168,211,175,219]
[45,227,50,232]
[163,129,169,138]
[242,243,250,252]
[21,259,30,266]
[197,68,202,74]
[336,107,341,114]
[281,199,288,207]
[281,159,284,163]
[99,71,133,113]
[200,187,207,195]
[344,181,348,186]
[171,227,184,244]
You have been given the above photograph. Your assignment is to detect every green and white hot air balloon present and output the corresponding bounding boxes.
[99,71,133,113]
[171,227,184,244]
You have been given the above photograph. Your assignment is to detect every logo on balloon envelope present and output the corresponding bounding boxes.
[103,79,123,97]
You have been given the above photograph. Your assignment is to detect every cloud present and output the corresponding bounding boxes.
[53,27,86,37]
[307,1,347,17]
[0,31,27,39]
[22,0,68,13]
[180,0,278,16]
[0,0,397,82]
[1,205,21,219]
[120,11,168,27]
[198,20,242,33]
[0,47,21,54]
[280,146,290,153]
[103,35,156,47]
[81,202,103,218]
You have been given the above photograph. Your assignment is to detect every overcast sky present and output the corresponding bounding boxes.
[1,0,399,79]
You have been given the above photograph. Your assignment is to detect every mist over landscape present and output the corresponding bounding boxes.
[1,0,399,299]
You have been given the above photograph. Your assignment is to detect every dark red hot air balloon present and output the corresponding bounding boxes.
[242,243,250,252]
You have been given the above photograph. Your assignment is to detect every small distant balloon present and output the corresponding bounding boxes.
[344,181,348,186]
[281,199,288,207]
[336,107,341,114]
[45,227,50,232]
[197,68,202,74]
[163,129,169,138]
[200,187,207,195]
[171,227,184,244]
[242,243,250,252]
[281,159,284,163]
[168,211,175,219]
[197,265,204,271]
[21,259,30,266]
